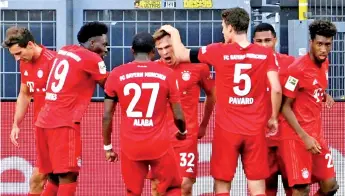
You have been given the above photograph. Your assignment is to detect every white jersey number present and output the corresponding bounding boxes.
[124,83,159,118]
[233,63,252,96]
[325,153,334,168]
[180,152,195,167]
[47,58,69,93]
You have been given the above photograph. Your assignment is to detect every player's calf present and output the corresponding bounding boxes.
[29,167,47,194]
[292,184,310,196]
[181,177,196,196]
[315,178,339,196]
[248,179,266,196]
[265,172,278,196]
[214,179,231,194]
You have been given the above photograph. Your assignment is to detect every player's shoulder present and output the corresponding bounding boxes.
[287,54,309,74]
[41,46,57,61]
[202,42,224,52]
[60,45,101,62]
[251,44,274,55]
[277,53,295,65]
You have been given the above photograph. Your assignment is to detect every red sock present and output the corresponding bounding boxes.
[41,181,58,196]
[28,194,41,196]
[215,194,229,196]
[57,182,77,196]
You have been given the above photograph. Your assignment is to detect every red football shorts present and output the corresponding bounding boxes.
[121,147,182,195]
[278,138,336,187]
[211,125,269,181]
[35,124,82,174]
[174,141,199,179]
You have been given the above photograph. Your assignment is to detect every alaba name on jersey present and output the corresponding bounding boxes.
[157,61,214,143]
[280,54,329,140]
[197,42,278,135]
[104,61,180,160]
[20,46,57,121]
[35,45,108,129]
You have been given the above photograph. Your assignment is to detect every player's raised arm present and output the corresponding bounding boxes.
[159,26,220,66]
[266,52,282,130]
[10,83,32,146]
[198,65,216,139]
[281,70,321,154]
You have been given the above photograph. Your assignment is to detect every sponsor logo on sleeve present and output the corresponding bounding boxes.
[284,76,299,91]
[98,61,107,74]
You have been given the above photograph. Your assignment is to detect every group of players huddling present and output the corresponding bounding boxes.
[4,7,339,196]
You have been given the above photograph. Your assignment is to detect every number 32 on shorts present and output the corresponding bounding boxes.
[180,152,195,167]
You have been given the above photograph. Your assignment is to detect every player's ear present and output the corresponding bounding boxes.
[27,41,34,49]
[131,48,135,55]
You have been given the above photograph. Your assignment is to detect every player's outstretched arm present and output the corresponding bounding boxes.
[281,97,321,154]
[10,83,32,147]
[160,25,191,63]
[102,96,118,162]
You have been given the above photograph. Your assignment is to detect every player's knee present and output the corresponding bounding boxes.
[29,172,47,192]
[292,184,310,196]
[214,179,231,193]
[181,178,194,195]
[57,172,79,183]
[319,179,339,196]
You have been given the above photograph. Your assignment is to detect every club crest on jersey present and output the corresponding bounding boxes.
[285,76,299,91]
[301,168,309,179]
[98,61,107,74]
[181,71,191,81]
[24,70,28,76]
[37,69,43,78]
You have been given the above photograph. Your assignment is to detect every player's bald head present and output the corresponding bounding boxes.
[132,32,155,54]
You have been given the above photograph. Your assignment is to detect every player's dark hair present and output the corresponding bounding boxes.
[2,26,35,48]
[309,20,337,40]
[77,22,108,44]
[221,7,250,34]
[253,23,276,38]
[132,32,155,54]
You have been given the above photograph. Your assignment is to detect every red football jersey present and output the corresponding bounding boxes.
[280,54,329,140]
[19,46,56,121]
[266,53,295,146]
[35,45,108,128]
[198,42,278,135]
[161,62,214,146]
[104,61,181,161]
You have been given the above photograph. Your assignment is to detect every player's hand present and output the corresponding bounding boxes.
[301,134,322,154]
[10,126,20,147]
[267,117,278,136]
[198,125,207,139]
[160,25,179,35]
[325,94,335,109]
[105,150,118,162]
[176,131,187,140]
